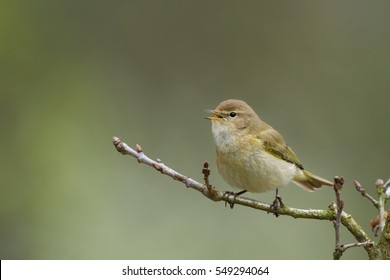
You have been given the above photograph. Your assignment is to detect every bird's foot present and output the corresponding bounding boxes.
[269,190,284,217]
[223,190,247,209]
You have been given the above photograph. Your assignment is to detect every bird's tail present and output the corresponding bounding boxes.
[293,170,333,192]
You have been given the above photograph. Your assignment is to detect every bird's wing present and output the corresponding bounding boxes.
[258,129,304,170]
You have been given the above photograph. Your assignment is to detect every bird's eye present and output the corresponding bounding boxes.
[229,112,237,118]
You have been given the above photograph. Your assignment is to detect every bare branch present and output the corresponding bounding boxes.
[353,180,379,208]
[355,178,389,237]
[376,179,388,235]
[113,136,221,201]
[385,182,390,199]
[341,241,374,250]
[112,136,374,258]
[332,176,344,259]
[334,241,375,259]
[376,215,390,259]
[384,178,390,189]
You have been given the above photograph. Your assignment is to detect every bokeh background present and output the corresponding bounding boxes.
[1,0,389,260]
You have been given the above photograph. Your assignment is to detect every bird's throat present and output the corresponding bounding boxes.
[211,123,238,151]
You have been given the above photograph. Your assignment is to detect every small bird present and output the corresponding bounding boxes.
[206,99,332,201]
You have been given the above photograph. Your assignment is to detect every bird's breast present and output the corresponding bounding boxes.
[216,145,298,193]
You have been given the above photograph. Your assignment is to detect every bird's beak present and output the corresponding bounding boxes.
[205,109,223,121]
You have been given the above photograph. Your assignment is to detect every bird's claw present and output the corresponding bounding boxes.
[269,194,283,217]
[223,190,247,209]
[223,191,238,209]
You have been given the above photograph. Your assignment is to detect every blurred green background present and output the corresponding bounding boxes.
[1,0,389,260]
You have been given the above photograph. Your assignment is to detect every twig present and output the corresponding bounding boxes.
[332,176,344,259]
[356,178,389,237]
[341,241,374,250]
[113,137,221,200]
[370,212,389,237]
[384,178,390,199]
[202,162,211,188]
[376,179,388,235]
[353,180,379,208]
[334,241,374,259]
[112,137,374,258]
[332,178,379,259]
[384,178,390,189]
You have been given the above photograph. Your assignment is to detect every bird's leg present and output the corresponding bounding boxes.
[270,188,284,217]
[223,190,247,209]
